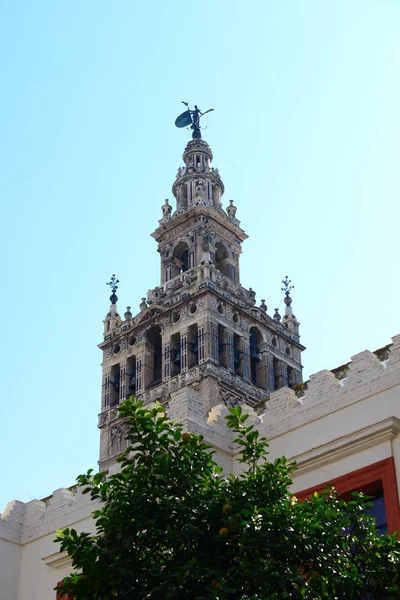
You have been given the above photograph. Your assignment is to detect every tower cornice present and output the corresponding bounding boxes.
[151,205,248,245]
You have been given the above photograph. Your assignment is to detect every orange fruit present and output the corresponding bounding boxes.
[181,432,191,442]
[222,503,233,515]
[218,527,229,537]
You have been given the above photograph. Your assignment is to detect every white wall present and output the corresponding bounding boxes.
[0,539,21,600]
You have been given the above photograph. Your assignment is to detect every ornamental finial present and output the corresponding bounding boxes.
[281,276,294,298]
[107,274,119,305]
[175,102,214,139]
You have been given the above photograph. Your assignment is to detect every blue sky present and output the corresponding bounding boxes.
[1,0,400,510]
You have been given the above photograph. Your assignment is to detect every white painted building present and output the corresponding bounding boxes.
[2,128,399,600]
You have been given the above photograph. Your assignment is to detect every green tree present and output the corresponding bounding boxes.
[56,399,400,599]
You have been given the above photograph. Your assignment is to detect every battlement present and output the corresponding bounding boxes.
[258,334,400,439]
[0,485,100,546]
[3,334,400,548]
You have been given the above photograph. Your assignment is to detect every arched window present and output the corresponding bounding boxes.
[249,328,263,387]
[187,324,199,369]
[145,326,162,389]
[172,242,189,276]
[110,364,121,407]
[215,242,228,275]
[127,355,136,396]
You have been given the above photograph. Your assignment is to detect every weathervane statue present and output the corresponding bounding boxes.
[175,102,214,139]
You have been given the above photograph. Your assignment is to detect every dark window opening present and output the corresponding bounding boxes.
[170,332,181,377]
[250,328,262,386]
[366,491,388,535]
[215,242,229,275]
[172,241,189,275]
[145,326,162,389]
[234,333,243,377]
[342,484,388,536]
[127,356,136,396]
[273,357,280,390]
[218,324,228,369]
[110,364,120,407]
[188,324,199,369]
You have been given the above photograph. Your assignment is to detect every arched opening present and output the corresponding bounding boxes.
[172,242,189,276]
[145,326,162,389]
[127,355,136,396]
[170,332,181,377]
[233,334,243,377]
[215,242,228,275]
[188,324,199,369]
[250,327,263,386]
[218,324,228,369]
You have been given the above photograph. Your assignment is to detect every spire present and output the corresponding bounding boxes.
[281,276,300,336]
[281,276,294,317]
[106,274,119,311]
[103,274,121,335]
[160,199,172,222]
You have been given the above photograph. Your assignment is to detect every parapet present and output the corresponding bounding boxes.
[259,334,400,439]
[0,485,99,546]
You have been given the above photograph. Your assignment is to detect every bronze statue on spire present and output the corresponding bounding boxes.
[175,102,214,139]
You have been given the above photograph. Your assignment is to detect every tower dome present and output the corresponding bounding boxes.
[172,138,225,213]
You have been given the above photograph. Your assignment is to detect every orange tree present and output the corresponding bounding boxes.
[56,399,400,599]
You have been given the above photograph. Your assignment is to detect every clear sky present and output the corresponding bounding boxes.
[1,0,400,510]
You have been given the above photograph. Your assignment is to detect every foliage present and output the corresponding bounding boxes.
[56,399,400,599]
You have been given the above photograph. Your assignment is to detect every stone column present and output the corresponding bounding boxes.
[103,369,111,409]
[226,330,235,372]
[162,336,170,381]
[181,329,188,373]
[243,338,251,382]
[135,352,144,394]
[119,362,127,402]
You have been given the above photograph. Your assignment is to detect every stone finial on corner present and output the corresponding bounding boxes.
[124,306,132,320]
[161,199,172,221]
[104,274,121,334]
[226,199,237,219]
[273,308,281,323]
[139,298,148,313]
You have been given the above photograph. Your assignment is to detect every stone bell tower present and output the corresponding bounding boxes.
[97,124,305,471]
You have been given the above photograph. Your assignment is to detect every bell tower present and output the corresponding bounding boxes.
[98,113,305,471]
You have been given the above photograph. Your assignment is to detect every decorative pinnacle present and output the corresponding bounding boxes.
[281,276,294,298]
[107,274,119,304]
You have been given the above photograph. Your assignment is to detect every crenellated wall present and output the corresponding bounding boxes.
[2,334,400,600]
[260,334,400,440]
